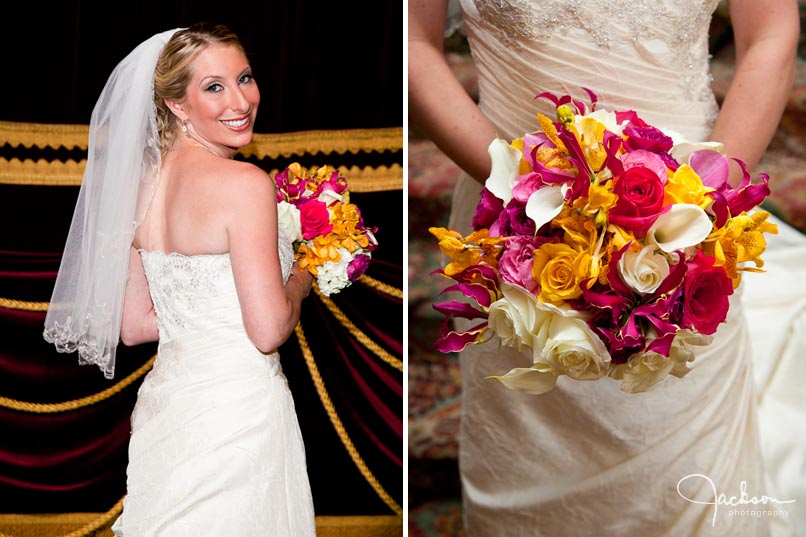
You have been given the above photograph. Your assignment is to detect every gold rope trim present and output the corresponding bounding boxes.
[0,121,401,156]
[0,297,49,311]
[0,356,156,413]
[242,127,402,159]
[0,121,88,151]
[295,323,402,516]
[0,496,123,537]
[313,288,402,372]
[357,275,402,300]
[0,157,401,191]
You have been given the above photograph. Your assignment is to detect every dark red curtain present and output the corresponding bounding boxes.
[0,0,402,518]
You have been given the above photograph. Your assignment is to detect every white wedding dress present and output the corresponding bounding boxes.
[446,1,806,535]
[111,231,315,536]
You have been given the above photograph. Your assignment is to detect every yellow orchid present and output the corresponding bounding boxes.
[296,235,343,276]
[429,227,504,277]
[573,116,608,171]
[330,203,371,252]
[534,113,573,169]
[702,210,778,286]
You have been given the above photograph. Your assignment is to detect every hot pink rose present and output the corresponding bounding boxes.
[299,200,333,240]
[623,125,674,153]
[608,166,668,237]
[681,252,733,335]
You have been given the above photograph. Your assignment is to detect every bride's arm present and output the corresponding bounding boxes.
[225,165,313,354]
[709,0,799,174]
[120,247,159,346]
[408,0,497,184]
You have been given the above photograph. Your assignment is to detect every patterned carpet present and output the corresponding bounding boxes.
[408,16,806,536]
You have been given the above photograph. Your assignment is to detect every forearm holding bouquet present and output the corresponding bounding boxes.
[275,163,378,296]
[431,90,777,394]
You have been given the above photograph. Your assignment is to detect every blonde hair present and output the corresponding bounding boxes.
[153,23,245,154]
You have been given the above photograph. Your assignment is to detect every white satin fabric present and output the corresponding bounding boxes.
[448,1,805,535]
[111,232,315,536]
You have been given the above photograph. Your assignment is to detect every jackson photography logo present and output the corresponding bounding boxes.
[677,473,797,527]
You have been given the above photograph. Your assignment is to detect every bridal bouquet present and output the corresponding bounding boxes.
[430,90,777,394]
[275,163,378,296]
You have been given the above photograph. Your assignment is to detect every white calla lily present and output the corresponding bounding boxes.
[525,184,569,230]
[484,138,522,205]
[670,141,724,165]
[647,204,713,253]
[489,364,559,395]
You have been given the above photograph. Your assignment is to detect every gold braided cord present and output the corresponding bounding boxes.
[0,121,401,157]
[0,157,401,191]
[0,297,48,311]
[0,356,156,413]
[294,323,402,516]
[357,275,402,300]
[313,288,402,372]
[0,497,123,537]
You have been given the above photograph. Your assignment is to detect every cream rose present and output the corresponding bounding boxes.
[487,283,552,352]
[618,245,670,295]
[616,351,675,394]
[277,201,302,241]
[539,316,610,381]
[668,329,713,379]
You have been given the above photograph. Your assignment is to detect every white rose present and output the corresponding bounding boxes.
[616,351,675,394]
[668,329,713,378]
[277,201,302,241]
[487,283,552,352]
[618,245,670,295]
[540,316,610,381]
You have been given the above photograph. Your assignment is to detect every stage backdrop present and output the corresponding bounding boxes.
[0,2,403,535]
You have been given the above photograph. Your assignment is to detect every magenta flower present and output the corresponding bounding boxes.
[681,251,733,335]
[347,253,371,281]
[608,166,669,237]
[299,200,333,240]
[623,125,674,153]
[498,236,548,293]
[472,187,505,230]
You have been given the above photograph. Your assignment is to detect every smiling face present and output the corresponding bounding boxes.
[171,44,260,156]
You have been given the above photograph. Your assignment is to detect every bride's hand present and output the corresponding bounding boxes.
[290,264,314,298]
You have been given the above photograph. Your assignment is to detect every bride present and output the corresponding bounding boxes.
[409,0,804,535]
[44,24,316,535]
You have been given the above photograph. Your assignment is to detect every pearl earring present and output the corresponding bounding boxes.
[181,120,188,133]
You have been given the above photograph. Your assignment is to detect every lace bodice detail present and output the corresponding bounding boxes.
[139,231,294,341]
[457,0,721,142]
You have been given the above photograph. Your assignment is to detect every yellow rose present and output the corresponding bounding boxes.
[664,164,714,210]
[532,242,591,304]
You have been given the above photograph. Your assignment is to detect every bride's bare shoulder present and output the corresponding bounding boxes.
[198,156,276,209]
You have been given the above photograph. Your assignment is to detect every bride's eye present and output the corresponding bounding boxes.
[205,83,224,93]
[239,73,253,84]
